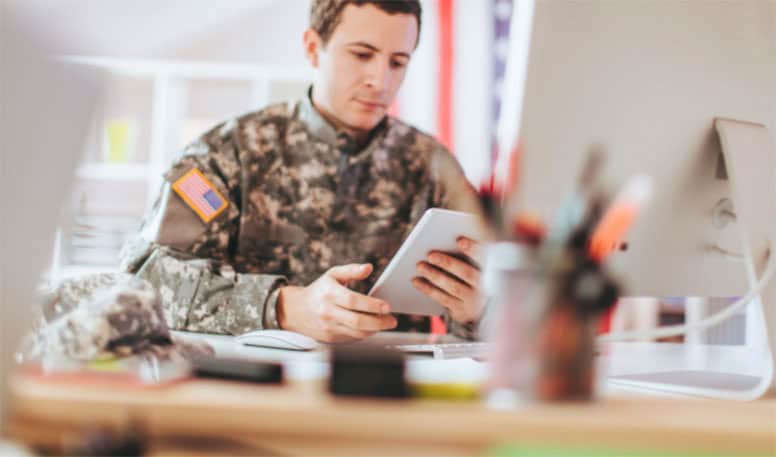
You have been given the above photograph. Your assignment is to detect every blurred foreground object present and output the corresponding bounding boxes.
[483,150,635,406]
[1,1,99,436]
[329,344,409,398]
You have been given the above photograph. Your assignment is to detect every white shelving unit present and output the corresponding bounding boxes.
[76,163,150,181]
[64,56,313,206]
[53,57,313,280]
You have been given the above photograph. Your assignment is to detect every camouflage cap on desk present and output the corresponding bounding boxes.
[25,273,211,362]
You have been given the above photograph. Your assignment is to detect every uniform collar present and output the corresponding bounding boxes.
[298,86,389,156]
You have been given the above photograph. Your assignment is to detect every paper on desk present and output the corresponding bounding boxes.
[406,358,487,384]
[283,358,488,384]
[284,360,329,380]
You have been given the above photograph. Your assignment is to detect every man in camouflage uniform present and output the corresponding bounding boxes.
[120,0,486,342]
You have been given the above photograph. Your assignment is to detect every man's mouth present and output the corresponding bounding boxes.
[355,99,385,111]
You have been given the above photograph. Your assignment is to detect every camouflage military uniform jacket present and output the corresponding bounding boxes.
[120,90,480,338]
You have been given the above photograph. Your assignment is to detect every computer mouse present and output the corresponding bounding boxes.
[236,329,319,351]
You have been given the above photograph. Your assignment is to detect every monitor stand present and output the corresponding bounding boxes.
[604,119,776,400]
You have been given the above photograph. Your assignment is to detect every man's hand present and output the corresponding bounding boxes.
[412,236,484,324]
[276,264,397,343]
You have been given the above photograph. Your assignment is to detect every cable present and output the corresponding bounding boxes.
[706,244,745,262]
[597,243,776,342]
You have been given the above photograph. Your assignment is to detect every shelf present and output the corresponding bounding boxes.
[60,56,314,82]
[48,265,118,282]
[76,163,151,181]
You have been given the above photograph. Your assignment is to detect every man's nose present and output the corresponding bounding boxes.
[364,58,391,92]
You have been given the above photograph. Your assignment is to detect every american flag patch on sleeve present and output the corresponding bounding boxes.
[171,168,229,223]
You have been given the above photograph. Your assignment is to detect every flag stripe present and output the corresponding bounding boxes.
[437,0,454,152]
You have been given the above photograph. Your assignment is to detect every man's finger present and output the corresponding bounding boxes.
[456,236,481,265]
[425,251,480,287]
[333,323,374,342]
[330,283,391,314]
[327,263,373,284]
[411,277,464,313]
[418,260,475,299]
[329,304,397,332]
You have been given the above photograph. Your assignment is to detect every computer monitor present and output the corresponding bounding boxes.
[511,0,776,398]
[0,9,98,431]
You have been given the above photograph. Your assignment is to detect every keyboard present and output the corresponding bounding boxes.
[386,342,491,359]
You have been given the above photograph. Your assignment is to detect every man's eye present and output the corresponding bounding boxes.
[353,52,372,60]
[391,59,407,69]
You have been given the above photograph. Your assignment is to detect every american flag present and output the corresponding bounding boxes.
[172,168,228,223]
[393,0,516,334]
[395,0,515,187]
[491,0,514,165]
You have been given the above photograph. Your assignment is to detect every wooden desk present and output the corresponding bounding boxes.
[7,372,776,456]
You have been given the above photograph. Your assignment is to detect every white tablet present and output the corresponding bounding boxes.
[369,208,482,316]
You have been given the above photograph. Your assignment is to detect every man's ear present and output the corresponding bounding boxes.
[303,29,322,68]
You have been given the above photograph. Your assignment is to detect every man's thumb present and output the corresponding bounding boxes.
[327,263,373,284]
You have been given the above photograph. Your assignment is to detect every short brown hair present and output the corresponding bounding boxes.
[310,0,422,47]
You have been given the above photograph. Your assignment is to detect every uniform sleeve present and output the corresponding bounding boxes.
[429,147,482,215]
[119,121,287,335]
[429,147,487,340]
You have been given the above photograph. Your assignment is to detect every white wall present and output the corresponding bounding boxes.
[177,1,309,67]
[6,0,281,60]
[396,0,440,136]
[453,0,493,186]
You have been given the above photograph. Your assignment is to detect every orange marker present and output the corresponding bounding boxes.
[588,175,653,262]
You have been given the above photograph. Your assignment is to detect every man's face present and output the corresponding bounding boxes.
[306,4,418,135]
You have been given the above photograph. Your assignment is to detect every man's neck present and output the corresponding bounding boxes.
[310,91,372,146]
